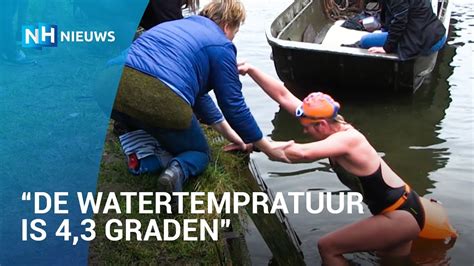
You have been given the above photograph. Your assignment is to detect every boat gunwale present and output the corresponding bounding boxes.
[275,0,314,40]
[266,0,451,62]
[266,32,401,61]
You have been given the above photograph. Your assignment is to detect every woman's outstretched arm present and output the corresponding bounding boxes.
[238,62,302,115]
[282,130,355,163]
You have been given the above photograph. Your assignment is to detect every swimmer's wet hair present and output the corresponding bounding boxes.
[333,114,347,124]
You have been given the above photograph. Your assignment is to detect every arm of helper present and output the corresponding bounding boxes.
[210,47,263,145]
[211,120,253,152]
[194,94,250,151]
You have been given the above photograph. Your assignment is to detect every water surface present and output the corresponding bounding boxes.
[232,0,474,264]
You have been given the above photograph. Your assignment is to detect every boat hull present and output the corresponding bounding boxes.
[270,44,428,94]
[266,0,450,95]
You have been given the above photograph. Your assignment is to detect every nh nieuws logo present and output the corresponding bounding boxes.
[22,23,57,48]
[22,23,115,48]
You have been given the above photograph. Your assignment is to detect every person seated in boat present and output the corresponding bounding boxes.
[238,62,456,264]
[360,0,446,60]
[111,0,292,194]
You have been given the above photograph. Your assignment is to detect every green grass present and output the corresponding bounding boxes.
[89,122,250,264]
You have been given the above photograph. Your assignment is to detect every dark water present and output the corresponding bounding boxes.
[231,0,474,265]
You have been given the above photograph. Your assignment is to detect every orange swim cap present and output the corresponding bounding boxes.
[296,92,340,125]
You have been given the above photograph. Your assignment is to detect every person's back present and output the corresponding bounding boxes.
[126,15,235,106]
[125,13,261,144]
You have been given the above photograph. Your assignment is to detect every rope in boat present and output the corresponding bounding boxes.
[323,0,364,21]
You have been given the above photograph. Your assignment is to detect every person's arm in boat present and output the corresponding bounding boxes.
[238,62,302,115]
[382,0,409,53]
[369,0,409,54]
[368,47,387,53]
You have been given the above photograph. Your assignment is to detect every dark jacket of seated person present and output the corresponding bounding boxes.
[381,0,446,60]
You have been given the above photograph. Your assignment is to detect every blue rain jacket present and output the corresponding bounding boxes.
[125,15,262,143]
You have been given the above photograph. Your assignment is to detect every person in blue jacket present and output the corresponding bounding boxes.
[112,0,291,194]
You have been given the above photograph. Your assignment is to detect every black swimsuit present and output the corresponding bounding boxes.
[330,161,425,229]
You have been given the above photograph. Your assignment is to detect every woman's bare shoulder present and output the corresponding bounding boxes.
[331,126,368,146]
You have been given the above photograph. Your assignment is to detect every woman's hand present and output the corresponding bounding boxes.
[223,142,253,153]
[237,61,253,76]
[254,139,294,163]
[211,120,251,152]
[368,47,386,54]
[268,140,295,162]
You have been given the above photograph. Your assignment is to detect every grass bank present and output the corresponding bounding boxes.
[88,122,251,264]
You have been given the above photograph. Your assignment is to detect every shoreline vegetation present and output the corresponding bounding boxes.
[89,121,305,264]
[89,121,252,264]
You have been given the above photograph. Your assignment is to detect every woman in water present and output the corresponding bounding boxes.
[238,62,426,265]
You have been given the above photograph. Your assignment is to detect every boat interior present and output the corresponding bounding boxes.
[271,0,450,48]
